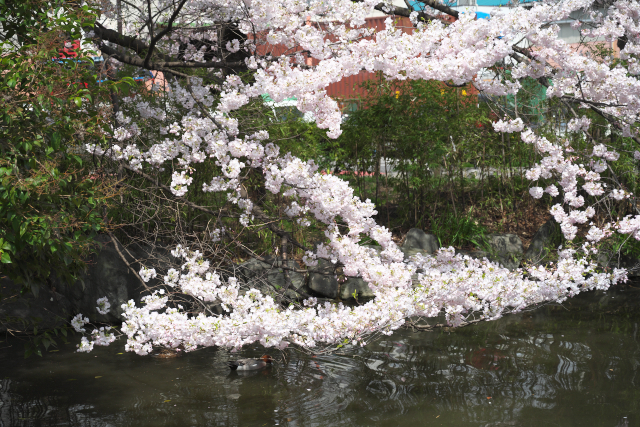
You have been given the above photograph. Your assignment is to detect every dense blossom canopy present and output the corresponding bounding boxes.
[76,0,640,354]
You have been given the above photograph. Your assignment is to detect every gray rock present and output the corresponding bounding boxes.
[0,277,71,332]
[457,233,524,271]
[339,276,375,300]
[309,240,440,299]
[524,218,562,265]
[340,246,378,300]
[486,233,524,253]
[236,257,309,300]
[402,229,439,254]
[55,235,153,323]
[309,245,380,301]
[486,233,524,270]
[309,259,339,299]
[597,252,640,277]
[234,258,271,287]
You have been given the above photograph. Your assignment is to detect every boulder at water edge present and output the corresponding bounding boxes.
[486,233,524,270]
[236,257,309,300]
[339,276,376,300]
[308,259,339,299]
[457,233,524,271]
[402,228,439,255]
[597,252,640,277]
[337,245,382,301]
[523,218,562,266]
[309,267,376,301]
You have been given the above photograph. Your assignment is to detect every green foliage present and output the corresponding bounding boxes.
[267,110,332,164]
[334,75,505,230]
[431,208,488,249]
[329,68,640,255]
[0,1,121,292]
[0,0,96,47]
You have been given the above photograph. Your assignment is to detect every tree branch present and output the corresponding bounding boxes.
[107,231,151,291]
[413,0,459,18]
[93,23,171,62]
[351,0,441,22]
[99,43,244,70]
[143,0,188,69]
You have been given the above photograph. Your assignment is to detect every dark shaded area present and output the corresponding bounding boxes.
[1,284,639,426]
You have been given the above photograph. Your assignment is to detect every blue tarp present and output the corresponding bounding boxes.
[476,0,509,5]
[410,0,535,11]
[477,0,535,5]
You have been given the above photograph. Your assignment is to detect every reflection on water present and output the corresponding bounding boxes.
[1,285,640,426]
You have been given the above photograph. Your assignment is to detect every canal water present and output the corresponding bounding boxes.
[1,284,639,426]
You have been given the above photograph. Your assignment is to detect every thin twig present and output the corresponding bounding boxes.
[107,231,151,291]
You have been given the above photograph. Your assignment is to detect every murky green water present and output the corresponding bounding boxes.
[1,285,640,426]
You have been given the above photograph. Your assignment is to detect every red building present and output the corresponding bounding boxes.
[253,15,462,111]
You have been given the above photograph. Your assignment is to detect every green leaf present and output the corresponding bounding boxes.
[1,252,11,263]
[51,132,61,150]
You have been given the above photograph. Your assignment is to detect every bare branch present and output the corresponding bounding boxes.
[351,0,441,22]
[107,231,151,291]
[99,43,244,71]
[143,0,189,68]
[413,0,459,18]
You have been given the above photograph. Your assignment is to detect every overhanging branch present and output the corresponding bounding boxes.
[351,0,442,22]
[143,0,189,69]
[411,0,459,18]
[99,43,244,70]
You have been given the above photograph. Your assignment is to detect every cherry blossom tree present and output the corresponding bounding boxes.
[75,0,640,354]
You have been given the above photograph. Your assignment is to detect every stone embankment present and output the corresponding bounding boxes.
[2,219,638,331]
